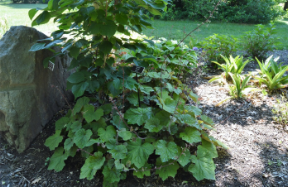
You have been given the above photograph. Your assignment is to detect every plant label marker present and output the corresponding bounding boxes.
[131,66,145,74]
[132,66,145,107]
[48,61,54,71]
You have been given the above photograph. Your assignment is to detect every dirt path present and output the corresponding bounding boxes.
[1,51,288,187]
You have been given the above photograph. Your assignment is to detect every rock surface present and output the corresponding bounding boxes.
[0,26,72,153]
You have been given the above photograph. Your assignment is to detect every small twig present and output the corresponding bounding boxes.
[77,148,94,156]
[121,67,125,112]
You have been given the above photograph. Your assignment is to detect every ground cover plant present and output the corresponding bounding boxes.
[28,0,226,186]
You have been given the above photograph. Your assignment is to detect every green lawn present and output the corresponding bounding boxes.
[1,3,288,49]
[142,19,288,50]
[0,4,58,36]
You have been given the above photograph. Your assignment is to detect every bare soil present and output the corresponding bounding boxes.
[1,51,288,187]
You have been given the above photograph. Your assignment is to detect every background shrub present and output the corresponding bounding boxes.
[157,0,286,24]
[242,23,277,60]
[200,34,238,64]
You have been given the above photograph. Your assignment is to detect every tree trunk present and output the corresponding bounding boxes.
[284,1,288,11]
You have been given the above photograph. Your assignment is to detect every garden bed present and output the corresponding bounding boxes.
[1,51,288,187]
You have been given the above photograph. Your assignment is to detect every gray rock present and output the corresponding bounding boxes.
[0,26,73,153]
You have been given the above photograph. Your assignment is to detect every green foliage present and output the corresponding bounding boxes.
[228,73,254,99]
[209,55,250,83]
[242,23,277,60]
[255,56,288,91]
[29,0,225,186]
[272,94,288,127]
[200,34,238,65]
[156,0,286,24]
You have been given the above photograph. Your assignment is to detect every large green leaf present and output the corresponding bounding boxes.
[188,155,216,181]
[29,43,46,52]
[126,138,154,169]
[107,79,122,97]
[115,13,128,25]
[98,125,117,142]
[155,140,179,162]
[111,115,127,130]
[133,163,151,178]
[157,90,178,114]
[108,145,127,160]
[67,71,86,84]
[179,127,201,144]
[200,115,215,127]
[73,97,90,114]
[197,139,218,159]
[155,158,180,181]
[188,139,218,181]
[83,105,104,123]
[144,117,163,132]
[55,116,70,130]
[48,147,68,172]
[124,77,138,91]
[124,107,153,126]
[102,163,121,184]
[44,130,63,151]
[80,152,105,180]
[72,82,89,99]
[73,129,93,149]
[28,8,38,20]
[83,104,95,123]
[127,92,144,107]
[64,138,74,151]
[100,20,117,38]
[177,148,191,167]
[118,128,132,140]
[33,11,51,26]
[176,114,200,129]
[98,40,113,55]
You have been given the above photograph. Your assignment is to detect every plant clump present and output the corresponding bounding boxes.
[28,0,225,186]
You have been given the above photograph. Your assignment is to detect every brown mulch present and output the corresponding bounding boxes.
[1,51,288,187]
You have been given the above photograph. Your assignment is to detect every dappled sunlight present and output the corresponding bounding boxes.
[276,18,288,26]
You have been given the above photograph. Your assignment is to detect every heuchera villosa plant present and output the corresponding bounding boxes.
[28,0,226,186]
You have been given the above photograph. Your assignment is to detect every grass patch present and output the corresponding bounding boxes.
[142,19,288,50]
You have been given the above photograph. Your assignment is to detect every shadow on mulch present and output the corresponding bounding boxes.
[255,141,288,187]
[200,100,275,127]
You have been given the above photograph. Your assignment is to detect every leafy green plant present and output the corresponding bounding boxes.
[272,93,288,127]
[29,0,225,186]
[200,34,238,65]
[209,55,250,83]
[155,0,285,24]
[242,23,277,60]
[255,56,288,91]
[228,73,254,99]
